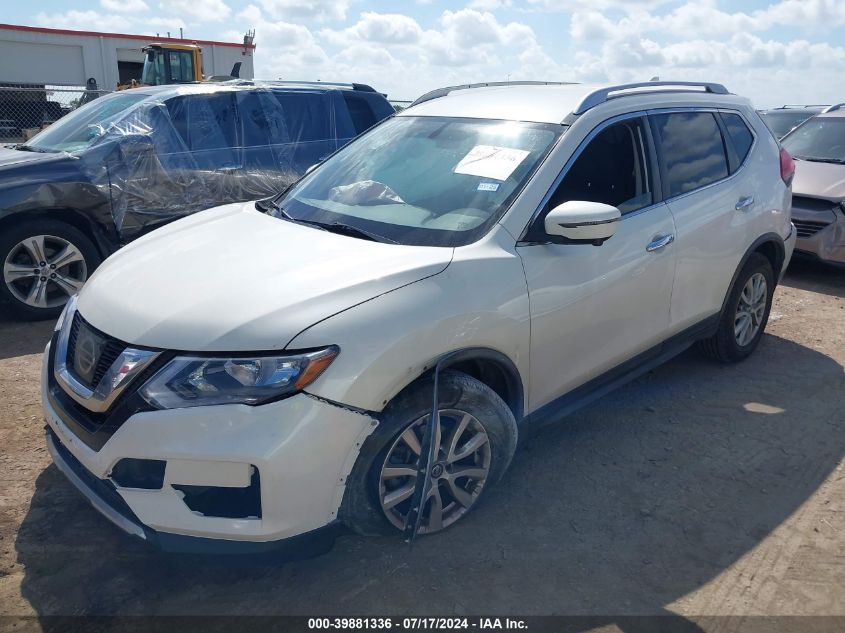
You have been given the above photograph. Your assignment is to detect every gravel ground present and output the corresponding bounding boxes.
[0,258,842,625]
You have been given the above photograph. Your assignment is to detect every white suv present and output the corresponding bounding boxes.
[42,81,796,553]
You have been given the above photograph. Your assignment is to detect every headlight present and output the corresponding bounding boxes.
[139,346,339,409]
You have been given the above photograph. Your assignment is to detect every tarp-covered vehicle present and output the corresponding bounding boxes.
[0,81,394,320]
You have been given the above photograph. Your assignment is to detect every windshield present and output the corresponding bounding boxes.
[782,117,845,162]
[24,92,150,153]
[142,49,195,86]
[275,116,562,247]
[760,111,816,139]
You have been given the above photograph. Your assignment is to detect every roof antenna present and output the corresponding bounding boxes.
[650,76,660,81]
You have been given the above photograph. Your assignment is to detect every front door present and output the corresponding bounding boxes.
[518,115,677,412]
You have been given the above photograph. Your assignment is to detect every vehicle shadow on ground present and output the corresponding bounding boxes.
[15,334,845,627]
[0,317,53,361]
[781,257,845,299]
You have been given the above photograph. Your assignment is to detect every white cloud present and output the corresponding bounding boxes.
[100,0,149,12]
[467,0,513,10]
[258,0,349,21]
[33,10,131,32]
[160,0,231,23]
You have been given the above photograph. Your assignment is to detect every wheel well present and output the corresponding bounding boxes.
[754,239,784,278]
[0,209,112,258]
[443,356,524,420]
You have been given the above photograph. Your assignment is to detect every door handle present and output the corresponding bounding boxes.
[735,196,754,211]
[646,233,674,252]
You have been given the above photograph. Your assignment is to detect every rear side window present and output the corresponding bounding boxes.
[238,91,290,146]
[164,93,238,151]
[342,93,379,134]
[721,112,754,169]
[651,112,729,197]
[271,91,332,142]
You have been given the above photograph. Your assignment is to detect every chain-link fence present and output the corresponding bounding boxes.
[0,83,112,144]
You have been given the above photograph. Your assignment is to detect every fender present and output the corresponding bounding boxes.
[417,346,525,420]
[718,232,785,319]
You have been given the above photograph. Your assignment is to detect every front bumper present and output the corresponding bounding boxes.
[42,343,377,550]
[791,204,845,266]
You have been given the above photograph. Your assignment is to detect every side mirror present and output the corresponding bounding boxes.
[544,200,621,245]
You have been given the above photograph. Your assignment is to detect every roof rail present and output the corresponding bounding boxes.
[228,79,372,91]
[573,81,730,115]
[776,104,829,110]
[822,103,845,113]
[411,81,575,107]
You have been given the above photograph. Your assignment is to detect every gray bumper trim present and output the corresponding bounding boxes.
[46,432,147,541]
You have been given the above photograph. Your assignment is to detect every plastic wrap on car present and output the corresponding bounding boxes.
[73,85,349,237]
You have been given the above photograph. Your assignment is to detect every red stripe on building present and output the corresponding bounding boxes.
[0,23,255,49]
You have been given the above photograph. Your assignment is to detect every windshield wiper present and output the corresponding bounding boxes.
[258,199,396,244]
[303,220,397,244]
[14,145,51,153]
[793,155,845,164]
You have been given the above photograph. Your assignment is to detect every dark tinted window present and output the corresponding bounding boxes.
[237,91,289,146]
[549,118,653,214]
[342,93,378,134]
[722,112,753,168]
[165,93,237,151]
[652,112,728,197]
[271,91,332,142]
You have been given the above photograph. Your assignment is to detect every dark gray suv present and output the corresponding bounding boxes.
[0,81,394,320]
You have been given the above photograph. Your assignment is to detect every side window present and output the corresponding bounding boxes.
[721,112,754,170]
[163,93,238,168]
[651,112,729,197]
[548,118,654,214]
[271,91,332,142]
[237,91,290,146]
[342,93,379,135]
[189,93,238,152]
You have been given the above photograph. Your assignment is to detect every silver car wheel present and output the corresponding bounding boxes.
[734,272,767,347]
[3,234,87,309]
[379,409,492,535]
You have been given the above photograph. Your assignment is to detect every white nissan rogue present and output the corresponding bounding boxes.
[42,81,796,553]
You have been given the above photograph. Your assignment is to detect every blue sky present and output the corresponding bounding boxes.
[11,0,845,106]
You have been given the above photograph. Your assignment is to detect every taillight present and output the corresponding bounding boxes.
[780,148,795,186]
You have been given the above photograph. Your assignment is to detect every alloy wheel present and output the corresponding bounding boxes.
[3,234,88,309]
[734,272,767,347]
[378,409,491,535]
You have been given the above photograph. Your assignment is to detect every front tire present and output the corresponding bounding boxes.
[698,252,775,363]
[341,371,518,537]
[0,219,101,321]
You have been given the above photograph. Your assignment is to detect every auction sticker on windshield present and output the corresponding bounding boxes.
[454,145,530,181]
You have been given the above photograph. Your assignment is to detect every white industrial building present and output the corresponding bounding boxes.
[0,23,255,90]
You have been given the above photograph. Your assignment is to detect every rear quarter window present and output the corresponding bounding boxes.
[651,111,729,197]
[721,112,754,169]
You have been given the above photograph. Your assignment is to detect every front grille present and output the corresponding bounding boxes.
[66,312,127,389]
[793,219,830,239]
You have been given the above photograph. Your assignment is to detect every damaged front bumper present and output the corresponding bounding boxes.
[42,344,377,554]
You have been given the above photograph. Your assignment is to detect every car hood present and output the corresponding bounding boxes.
[0,146,70,170]
[792,159,845,202]
[77,202,453,351]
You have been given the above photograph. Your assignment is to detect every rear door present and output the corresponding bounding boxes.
[518,114,677,411]
[649,109,755,333]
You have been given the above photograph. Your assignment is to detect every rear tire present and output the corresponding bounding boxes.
[341,371,518,537]
[0,219,101,321]
[698,252,774,363]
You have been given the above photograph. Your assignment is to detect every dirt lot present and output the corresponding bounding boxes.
[0,258,842,626]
